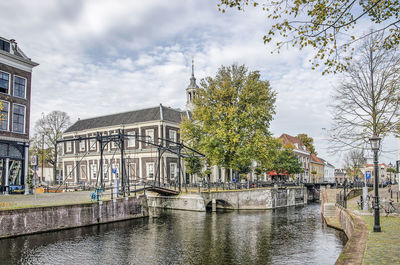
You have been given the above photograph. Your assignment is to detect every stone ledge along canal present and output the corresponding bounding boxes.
[0,204,346,265]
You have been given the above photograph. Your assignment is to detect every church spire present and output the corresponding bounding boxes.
[192,56,194,77]
[189,56,198,88]
[186,56,199,111]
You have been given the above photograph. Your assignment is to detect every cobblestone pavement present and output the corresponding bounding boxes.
[341,185,400,265]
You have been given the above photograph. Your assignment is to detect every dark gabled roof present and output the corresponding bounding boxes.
[65,105,185,133]
[0,36,39,66]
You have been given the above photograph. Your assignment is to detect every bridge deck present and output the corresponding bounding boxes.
[131,185,179,196]
[146,185,179,196]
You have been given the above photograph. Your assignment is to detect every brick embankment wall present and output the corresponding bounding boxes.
[0,196,148,239]
[334,206,367,265]
[320,189,367,265]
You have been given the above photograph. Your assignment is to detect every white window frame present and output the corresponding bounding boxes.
[66,141,72,153]
[91,163,97,179]
[128,162,136,179]
[145,129,154,145]
[127,131,136,147]
[80,165,87,179]
[66,165,73,179]
[13,75,27,99]
[89,138,97,151]
[79,140,85,152]
[170,163,177,180]
[12,103,25,134]
[169,130,177,145]
[0,70,10,95]
[146,162,154,179]
[0,100,9,131]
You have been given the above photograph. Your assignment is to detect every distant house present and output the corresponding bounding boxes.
[310,154,324,183]
[0,37,38,193]
[279,134,311,182]
[361,163,391,184]
[319,158,335,183]
[334,169,346,184]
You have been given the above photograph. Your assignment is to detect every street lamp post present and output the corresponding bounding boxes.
[388,162,393,184]
[369,134,381,232]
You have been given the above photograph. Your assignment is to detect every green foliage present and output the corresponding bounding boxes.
[297,133,316,154]
[181,64,277,172]
[272,148,303,176]
[387,167,397,174]
[217,0,400,74]
[184,156,203,177]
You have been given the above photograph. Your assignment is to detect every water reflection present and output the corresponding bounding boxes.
[0,204,346,265]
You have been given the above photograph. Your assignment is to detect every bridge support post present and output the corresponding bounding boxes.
[212,198,216,212]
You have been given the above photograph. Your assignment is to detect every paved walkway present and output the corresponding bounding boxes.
[0,189,147,210]
[328,186,400,265]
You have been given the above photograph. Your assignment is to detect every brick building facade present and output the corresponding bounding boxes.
[0,37,38,193]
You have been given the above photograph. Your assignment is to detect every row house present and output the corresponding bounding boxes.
[0,37,38,193]
[310,153,324,183]
[61,105,186,186]
[279,133,311,182]
[320,158,335,182]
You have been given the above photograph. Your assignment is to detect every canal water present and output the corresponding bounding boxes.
[0,204,346,265]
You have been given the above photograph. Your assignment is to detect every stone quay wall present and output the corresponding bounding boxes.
[320,189,367,265]
[0,196,148,239]
[148,187,307,211]
[334,206,367,265]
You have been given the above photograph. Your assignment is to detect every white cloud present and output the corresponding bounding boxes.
[0,0,397,167]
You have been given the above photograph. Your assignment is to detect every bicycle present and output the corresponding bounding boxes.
[382,199,397,216]
[90,188,103,202]
[369,198,397,216]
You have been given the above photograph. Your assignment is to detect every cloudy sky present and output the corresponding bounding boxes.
[1,0,398,167]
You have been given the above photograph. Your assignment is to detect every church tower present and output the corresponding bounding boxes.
[185,57,199,111]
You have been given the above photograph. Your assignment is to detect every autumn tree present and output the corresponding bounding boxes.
[34,111,71,183]
[329,32,400,151]
[180,64,277,179]
[343,149,366,180]
[297,133,317,154]
[217,0,400,74]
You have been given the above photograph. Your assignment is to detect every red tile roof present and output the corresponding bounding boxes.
[311,153,324,164]
[279,133,308,151]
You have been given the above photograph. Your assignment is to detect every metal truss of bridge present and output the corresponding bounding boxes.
[57,129,204,196]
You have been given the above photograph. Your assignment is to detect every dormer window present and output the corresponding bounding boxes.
[0,40,10,53]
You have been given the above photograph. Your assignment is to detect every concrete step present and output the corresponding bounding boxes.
[324,203,336,218]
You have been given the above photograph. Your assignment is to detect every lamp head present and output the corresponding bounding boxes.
[369,135,381,152]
